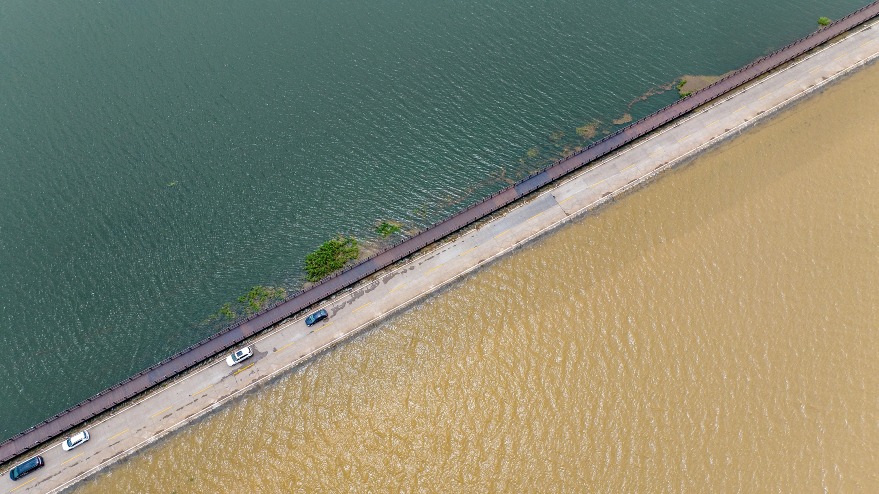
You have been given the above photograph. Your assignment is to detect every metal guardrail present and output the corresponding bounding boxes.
[2,1,878,465]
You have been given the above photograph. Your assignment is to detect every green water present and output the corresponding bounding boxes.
[0,0,867,439]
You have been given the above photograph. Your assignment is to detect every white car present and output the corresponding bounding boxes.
[226,346,253,366]
[61,430,90,451]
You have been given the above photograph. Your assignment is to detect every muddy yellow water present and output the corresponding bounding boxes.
[76,65,879,493]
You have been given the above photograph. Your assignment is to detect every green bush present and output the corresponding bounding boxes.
[238,285,286,314]
[304,236,359,281]
[213,285,286,321]
[376,221,402,237]
[818,17,831,26]
[219,302,236,320]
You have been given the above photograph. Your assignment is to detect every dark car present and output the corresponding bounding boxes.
[305,308,328,326]
[9,456,44,481]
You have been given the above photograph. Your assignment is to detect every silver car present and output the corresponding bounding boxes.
[226,346,253,366]
[61,430,90,451]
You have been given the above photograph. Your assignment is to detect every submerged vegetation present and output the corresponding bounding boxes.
[304,236,359,281]
[548,130,565,142]
[238,285,287,314]
[612,113,633,125]
[375,221,402,237]
[576,120,601,140]
[212,285,286,322]
[219,302,236,320]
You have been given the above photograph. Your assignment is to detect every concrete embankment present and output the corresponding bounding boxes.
[4,5,879,493]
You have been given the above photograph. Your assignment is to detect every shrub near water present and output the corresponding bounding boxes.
[213,286,286,321]
[375,221,401,237]
[304,236,359,281]
[219,302,236,320]
[238,286,287,314]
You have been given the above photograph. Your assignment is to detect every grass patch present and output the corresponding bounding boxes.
[305,236,359,281]
[818,17,831,27]
[212,285,286,322]
[238,285,287,314]
[376,221,402,237]
[219,302,236,320]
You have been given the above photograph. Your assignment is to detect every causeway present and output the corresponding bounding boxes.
[3,4,879,492]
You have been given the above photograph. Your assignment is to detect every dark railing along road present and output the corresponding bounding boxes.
[2,0,879,466]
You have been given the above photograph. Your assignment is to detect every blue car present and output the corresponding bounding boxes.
[10,456,43,481]
[305,308,328,326]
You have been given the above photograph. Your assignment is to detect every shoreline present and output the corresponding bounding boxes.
[4,9,879,494]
